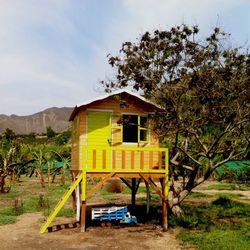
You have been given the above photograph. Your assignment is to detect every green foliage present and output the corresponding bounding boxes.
[37,194,50,209]
[46,126,56,138]
[0,208,17,216]
[172,196,250,250]
[121,187,131,194]
[103,23,250,214]
[0,216,17,225]
[1,191,20,198]
[0,127,71,192]
[121,186,153,194]
[187,191,209,198]
[137,193,160,202]
[179,227,250,250]
[23,196,42,213]
[55,131,71,145]
[56,208,75,218]
[4,128,16,141]
[13,198,24,215]
[216,165,250,184]
[203,182,250,190]
[214,192,244,199]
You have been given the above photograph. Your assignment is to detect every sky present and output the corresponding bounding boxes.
[0,0,249,116]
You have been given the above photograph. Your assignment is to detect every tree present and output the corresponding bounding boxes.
[46,126,56,138]
[4,128,15,141]
[102,25,250,216]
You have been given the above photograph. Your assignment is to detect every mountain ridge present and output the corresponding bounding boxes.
[0,107,73,135]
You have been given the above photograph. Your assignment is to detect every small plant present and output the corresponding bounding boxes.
[14,198,24,216]
[37,194,50,209]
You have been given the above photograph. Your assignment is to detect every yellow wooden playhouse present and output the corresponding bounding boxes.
[40,90,168,233]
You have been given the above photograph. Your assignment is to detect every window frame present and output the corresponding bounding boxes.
[138,115,148,143]
[120,113,149,144]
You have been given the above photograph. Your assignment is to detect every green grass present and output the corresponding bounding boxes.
[0,208,18,225]
[98,189,115,200]
[187,191,210,198]
[121,186,153,194]
[1,191,21,198]
[0,175,76,227]
[214,192,244,199]
[179,226,250,250]
[0,216,17,225]
[99,189,113,195]
[0,208,17,216]
[137,194,160,202]
[175,195,250,250]
[121,187,131,194]
[43,207,75,217]
[203,182,250,191]
[56,208,75,217]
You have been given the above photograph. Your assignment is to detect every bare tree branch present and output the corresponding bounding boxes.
[177,146,202,166]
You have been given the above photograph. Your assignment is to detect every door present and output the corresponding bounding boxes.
[87,111,111,171]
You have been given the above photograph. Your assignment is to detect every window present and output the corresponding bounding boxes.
[122,115,148,143]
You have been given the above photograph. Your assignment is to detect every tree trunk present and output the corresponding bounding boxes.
[36,169,45,188]
[0,173,8,193]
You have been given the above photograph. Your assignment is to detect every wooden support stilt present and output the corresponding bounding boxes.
[140,174,164,200]
[131,178,136,206]
[71,172,77,209]
[81,169,87,232]
[135,178,141,192]
[76,183,81,221]
[162,177,168,232]
[80,201,86,232]
[120,177,132,189]
[144,179,150,214]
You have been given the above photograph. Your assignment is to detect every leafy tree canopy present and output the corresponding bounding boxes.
[46,126,56,138]
[103,25,250,215]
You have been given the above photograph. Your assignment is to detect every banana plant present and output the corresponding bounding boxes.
[51,150,70,185]
[0,144,17,193]
[31,146,50,188]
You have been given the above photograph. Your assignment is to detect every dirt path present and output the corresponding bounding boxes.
[0,213,184,250]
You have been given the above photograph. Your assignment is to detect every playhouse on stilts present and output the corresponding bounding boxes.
[40,90,168,233]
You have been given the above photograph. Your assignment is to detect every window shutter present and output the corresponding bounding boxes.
[111,114,123,144]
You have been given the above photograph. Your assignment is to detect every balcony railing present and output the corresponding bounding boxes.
[81,147,168,173]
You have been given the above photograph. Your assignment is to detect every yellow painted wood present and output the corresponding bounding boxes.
[87,112,111,171]
[82,146,168,174]
[39,173,83,234]
[164,149,169,198]
[81,170,86,200]
[138,115,148,143]
[85,169,165,173]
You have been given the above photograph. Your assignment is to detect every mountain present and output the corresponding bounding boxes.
[0,107,73,135]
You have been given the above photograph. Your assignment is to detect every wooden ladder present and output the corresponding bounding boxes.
[39,173,83,234]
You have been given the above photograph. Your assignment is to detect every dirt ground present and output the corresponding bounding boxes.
[0,212,184,250]
[1,180,249,250]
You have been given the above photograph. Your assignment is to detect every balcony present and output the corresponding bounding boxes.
[81,146,168,175]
